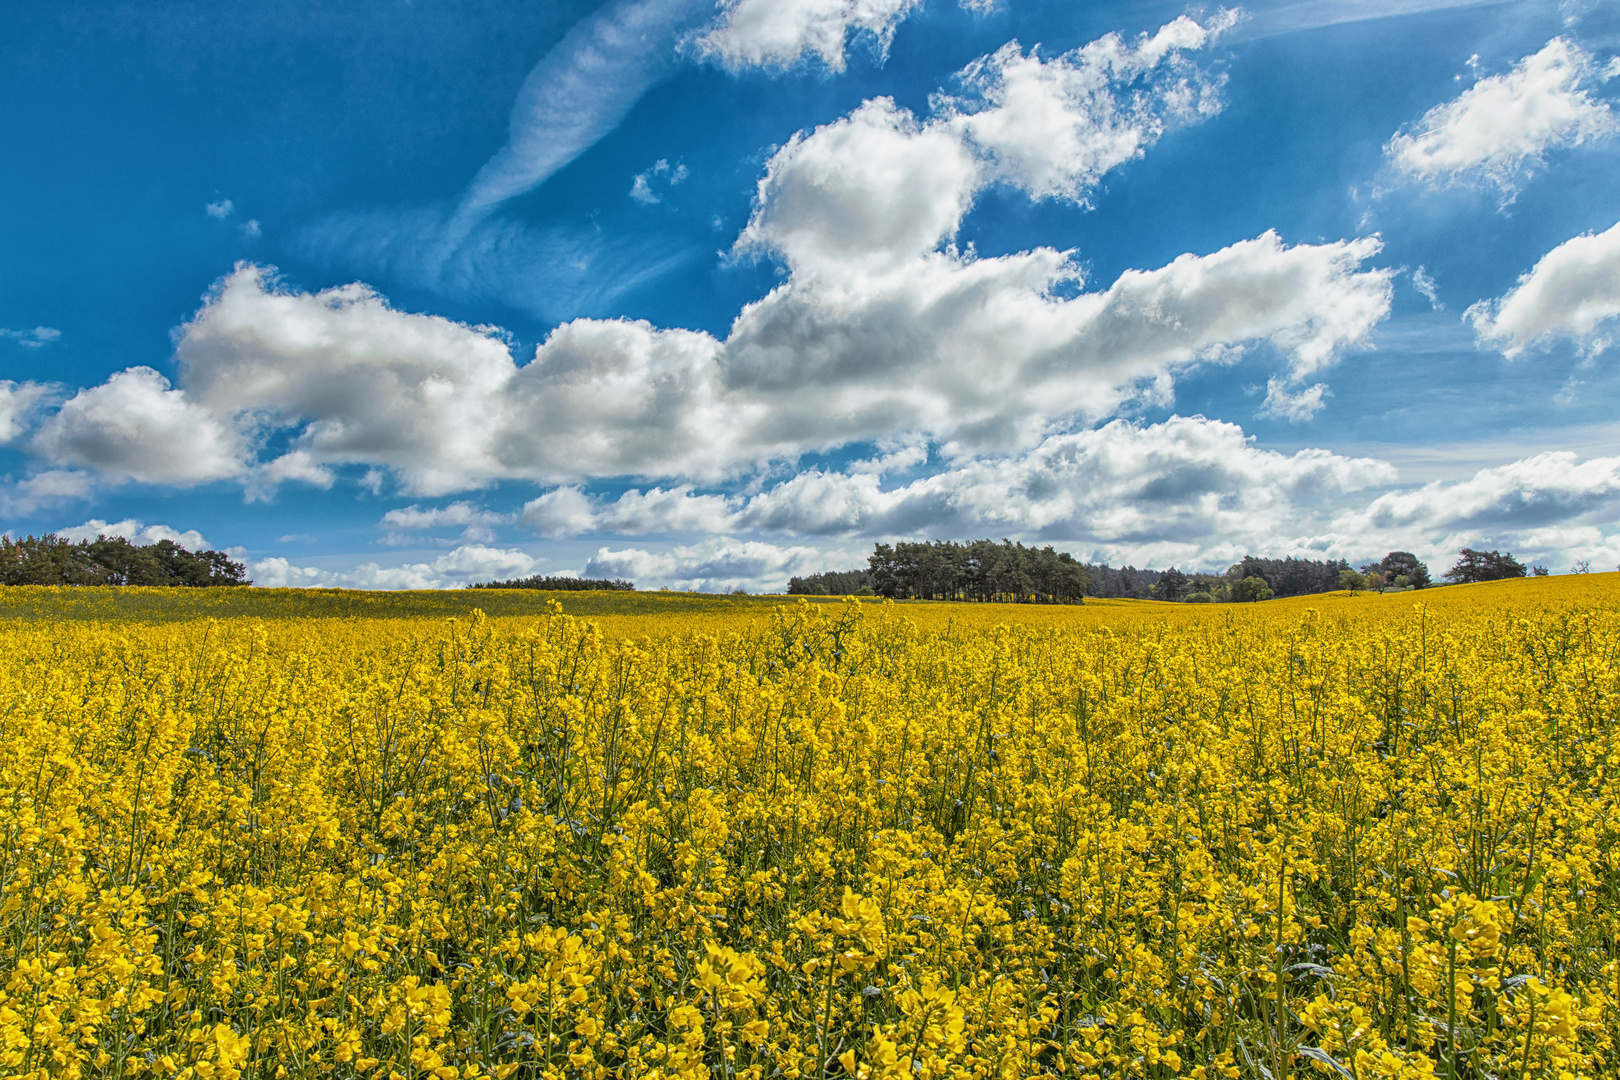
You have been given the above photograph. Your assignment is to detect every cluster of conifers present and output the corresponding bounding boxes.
[0,532,249,587]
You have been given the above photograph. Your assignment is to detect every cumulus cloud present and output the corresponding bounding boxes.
[584,537,849,592]
[0,381,53,443]
[521,484,737,538]
[1469,219,1620,357]
[1342,450,1620,535]
[28,16,1391,499]
[1387,38,1617,197]
[520,415,1396,568]
[205,200,235,219]
[250,450,335,500]
[0,470,96,515]
[250,543,539,590]
[32,367,246,485]
[381,500,509,542]
[940,15,1236,203]
[130,216,1386,493]
[697,0,923,72]
[58,518,210,550]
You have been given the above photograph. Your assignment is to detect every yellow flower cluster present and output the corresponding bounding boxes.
[1,578,1618,1080]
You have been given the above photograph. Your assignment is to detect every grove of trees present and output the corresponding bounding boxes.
[1444,548,1528,583]
[792,544,1453,604]
[469,575,635,591]
[0,533,249,586]
[865,540,1093,603]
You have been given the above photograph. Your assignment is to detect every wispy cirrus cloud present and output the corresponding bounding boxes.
[0,326,60,348]
[447,0,710,248]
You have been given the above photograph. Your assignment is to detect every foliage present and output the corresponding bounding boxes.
[1227,574,1276,602]
[469,575,635,591]
[1150,567,1188,601]
[1446,548,1529,584]
[1075,563,1161,599]
[1229,556,1351,599]
[1375,551,1433,589]
[0,533,249,587]
[787,570,875,596]
[867,540,1091,603]
[2,580,1617,1080]
[1338,568,1368,593]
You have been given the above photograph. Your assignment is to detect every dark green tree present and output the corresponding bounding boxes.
[1151,567,1188,601]
[1228,575,1274,602]
[1377,551,1431,588]
[1444,548,1527,584]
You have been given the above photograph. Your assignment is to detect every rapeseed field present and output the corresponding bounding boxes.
[2,578,1617,1080]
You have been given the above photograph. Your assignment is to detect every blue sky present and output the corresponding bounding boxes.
[3,0,1620,589]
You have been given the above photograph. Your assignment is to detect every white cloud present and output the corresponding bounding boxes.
[205,199,235,219]
[1469,219,1620,357]
[0,470,96,516]
[58,518,210,550]
[583,537,850,591]
[941,14,1236,204]
[175,266,522,494]
[521,416,1396,568]
[738,97,981,278]
[725,228,1391,451]
[0,327,60,348]
[242,219,261,239]
[1257,378,1331,421]
[1343,450,1620,534]
[0,381,53,443]
[250,543,539,590]
[32,367,246,485]
[630,173,659,204]
[381,500,509,542]
[522,484,739,538]
[1412,265,1442,309]
[248,557,337,589]
[629,158,688,205]
[250,449,336,500]
[1387,38,1617,197]
[698,0,922,72]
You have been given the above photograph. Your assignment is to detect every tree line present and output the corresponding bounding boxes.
[789,540,1091,603]
[0,533,250,587]
[789,543,1555,603]
[469,575,635,592]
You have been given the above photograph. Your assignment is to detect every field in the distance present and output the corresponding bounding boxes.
[1,576,1616,1080]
